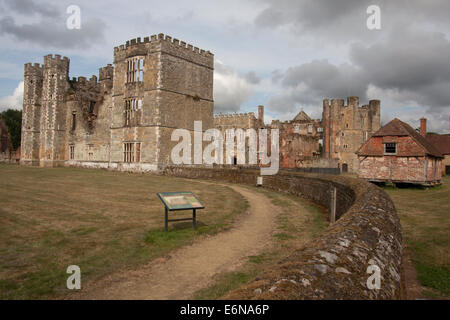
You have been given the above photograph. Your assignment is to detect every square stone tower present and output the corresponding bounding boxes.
[322,96,380,173]
[21,55,70,166]
[111,34,214,170]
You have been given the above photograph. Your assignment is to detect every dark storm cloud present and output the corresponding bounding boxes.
[350,27,450,108]
[259,0,450,130]
[267,59,367,114]
[0,15,106,48]
[1,0,59,18]
[254,0,450,42]
[255,0,365,30]
[254,0,375,41]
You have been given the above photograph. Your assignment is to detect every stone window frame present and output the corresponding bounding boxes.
[69,144,75,160]
[124,97,143,126]
[86,144,94,161]
[126,56,145,83]
[123,142,141,163]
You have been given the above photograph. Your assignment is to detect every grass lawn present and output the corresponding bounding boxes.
[383,176,450,298]
[0,164,248,299]
[192,185,328,299]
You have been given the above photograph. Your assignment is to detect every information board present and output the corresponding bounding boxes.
[157,192,205,211]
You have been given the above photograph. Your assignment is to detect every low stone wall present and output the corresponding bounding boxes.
[163,166,403,299]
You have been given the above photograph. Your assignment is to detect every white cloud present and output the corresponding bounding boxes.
[0,81,23,111]
[213,61,255,113]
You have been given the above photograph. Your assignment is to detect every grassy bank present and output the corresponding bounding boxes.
[383,176,450,298]
[0,164,248,299]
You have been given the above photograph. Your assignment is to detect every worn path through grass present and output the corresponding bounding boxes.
[72,184,281,299]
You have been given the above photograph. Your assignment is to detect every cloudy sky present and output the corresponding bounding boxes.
[0,0,449,132]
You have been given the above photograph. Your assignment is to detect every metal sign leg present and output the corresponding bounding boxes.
[193,209,196,230]
[165,207,168,232]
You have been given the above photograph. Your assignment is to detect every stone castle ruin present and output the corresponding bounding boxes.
[20,34,380,173]
[21,34,213,171]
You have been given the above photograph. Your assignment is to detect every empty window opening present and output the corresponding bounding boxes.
[69,145,75,160]
[124,98,142,126]
[72,112,76,131]
[138,58,144,82]
[89,101,95,113]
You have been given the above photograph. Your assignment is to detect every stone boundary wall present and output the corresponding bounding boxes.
[163,167,403,299]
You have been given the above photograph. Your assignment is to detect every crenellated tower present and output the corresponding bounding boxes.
[110,34,214,169]
[39,54,70,166]
[322,96,380,173]
[21,63,43,165]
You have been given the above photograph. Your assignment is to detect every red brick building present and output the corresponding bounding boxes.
[422,117,450,176]
[357,118,443,185]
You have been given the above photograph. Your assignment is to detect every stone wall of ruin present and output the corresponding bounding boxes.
[322,97,380,173]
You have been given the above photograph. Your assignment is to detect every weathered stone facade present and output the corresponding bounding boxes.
[20,34,214,171]
[214,106,264,165]
[215,106,325,168]
[322,97,380,173]
[270,110,323,168]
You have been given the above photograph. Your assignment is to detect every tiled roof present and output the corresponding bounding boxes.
[426,133,450,155]
[358,118,443,158]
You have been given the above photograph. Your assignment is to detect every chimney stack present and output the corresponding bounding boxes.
[420,118,427,137]
[258,105,264,124]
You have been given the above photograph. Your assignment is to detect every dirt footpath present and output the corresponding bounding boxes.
[73,185,281,299]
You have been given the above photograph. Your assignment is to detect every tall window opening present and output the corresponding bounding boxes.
[124,98,142,126]
[69,145,75,160]
[72,112,76,131]
[123,142,141,163]
[126,57,144,83]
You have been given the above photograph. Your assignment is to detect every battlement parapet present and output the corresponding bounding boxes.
[89,75,97,84]
[215,112,256,117]
[43,54,70,69]
[99,64,114,81]
[113,33,213,68]
[368,99,380,111]
[24,62,43,76]
[326,97,380,112]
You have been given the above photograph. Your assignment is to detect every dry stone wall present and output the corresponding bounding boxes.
[163,167,403,299]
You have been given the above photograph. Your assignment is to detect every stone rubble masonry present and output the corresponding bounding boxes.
[20,34,214,171]
[214,106,330,169]
[163,166,403,299]
[322,97,380,173]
